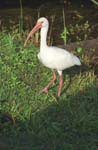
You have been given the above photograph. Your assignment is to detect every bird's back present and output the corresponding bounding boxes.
[38,46,81,70]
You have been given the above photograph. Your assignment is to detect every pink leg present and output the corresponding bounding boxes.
[41,70,56,94]
[58,75,63,97]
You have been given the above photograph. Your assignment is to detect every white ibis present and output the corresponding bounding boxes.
[24,17,81,97]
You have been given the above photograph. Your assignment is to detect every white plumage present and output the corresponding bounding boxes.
[38,46,80,72]
[24,17,81,96]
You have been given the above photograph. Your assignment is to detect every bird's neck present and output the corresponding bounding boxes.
[40,26,48,51]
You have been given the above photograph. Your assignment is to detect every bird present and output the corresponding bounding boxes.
[24,17,81,97]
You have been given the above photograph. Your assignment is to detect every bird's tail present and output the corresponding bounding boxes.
[73,56,81,66]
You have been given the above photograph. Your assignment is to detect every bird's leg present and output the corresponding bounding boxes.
[58,75,63,97]
[41,70,56,94]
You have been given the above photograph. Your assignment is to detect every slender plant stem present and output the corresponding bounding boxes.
[63,8,65,30]
[35,8,40,43]
[63,1,66,45]
[19,0,23,33]
[48,15,55,45]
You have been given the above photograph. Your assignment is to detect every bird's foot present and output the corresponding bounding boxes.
[40,87,48,94]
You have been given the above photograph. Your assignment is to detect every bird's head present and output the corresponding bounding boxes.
[24,17,49,46]
[37,17,49,28]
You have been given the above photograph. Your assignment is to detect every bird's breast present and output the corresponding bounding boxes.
[38,51,56,69]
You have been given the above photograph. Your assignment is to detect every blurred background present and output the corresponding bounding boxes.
[0,0,97,45]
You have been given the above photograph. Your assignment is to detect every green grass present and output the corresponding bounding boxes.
[0,30,98,150]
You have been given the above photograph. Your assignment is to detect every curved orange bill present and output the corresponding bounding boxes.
[24,22,42,46]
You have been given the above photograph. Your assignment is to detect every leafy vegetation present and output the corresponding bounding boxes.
[0,25,98,150]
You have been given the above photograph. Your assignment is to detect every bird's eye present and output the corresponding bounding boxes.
[41,21,44,24]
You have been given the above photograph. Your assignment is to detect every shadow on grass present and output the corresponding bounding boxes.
[61,63,90,95]
[0,82,98,150]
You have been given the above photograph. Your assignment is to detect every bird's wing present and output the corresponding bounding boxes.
[39,46,81,70]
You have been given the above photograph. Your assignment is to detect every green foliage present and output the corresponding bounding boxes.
[61,21,92,48]
[69,21,91,41]
[76,47,84,53]
[61,27,69,45]
[0,29,98,150]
